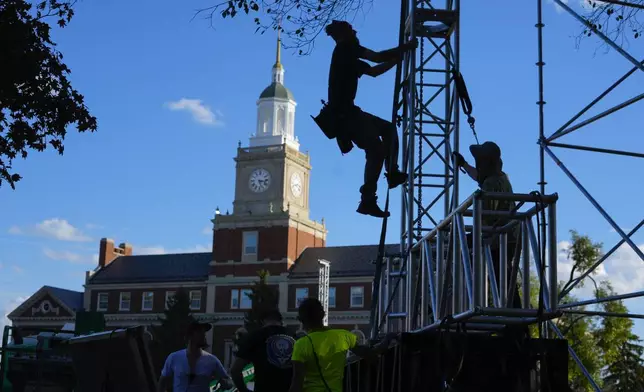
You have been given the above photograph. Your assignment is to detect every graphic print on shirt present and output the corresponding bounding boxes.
[265,334,295,369]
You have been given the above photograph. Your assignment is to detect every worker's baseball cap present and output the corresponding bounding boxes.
[185,321,212,337]
[470,141,501,161]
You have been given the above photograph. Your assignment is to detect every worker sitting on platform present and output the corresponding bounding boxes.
[289,298,396,392]
[454,142,522,308]
[322,20,416,218]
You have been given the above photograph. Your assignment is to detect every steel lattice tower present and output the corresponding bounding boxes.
[398,0,460,253]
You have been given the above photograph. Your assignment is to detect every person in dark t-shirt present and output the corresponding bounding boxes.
[324,20,417,218]
[231,309,295,392]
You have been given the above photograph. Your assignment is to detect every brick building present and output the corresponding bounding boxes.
[7,36,392,368]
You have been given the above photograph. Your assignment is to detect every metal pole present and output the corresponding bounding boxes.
[453,215,463,314]
[457,214,474,308]
[537,0,546,199]
[547,92,644,142]
[436,228,444,320]
[473,197,484,307]
[549,322,602,392]
[522,220,531,309]
[544,145,644,261]
[499,233,508,307]
[560,219,644,299]
[559,290,644,309]
[547,141,644,159]
[553,0,644,73]
[547,59,644,141]
[562,310,644,319]
[421,242,428,326]
[547,202,557,311]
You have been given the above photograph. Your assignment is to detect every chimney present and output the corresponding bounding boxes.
[98,238,132,268]
[119,243,133,256]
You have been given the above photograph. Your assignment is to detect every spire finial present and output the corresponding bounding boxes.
[274,21,282,69]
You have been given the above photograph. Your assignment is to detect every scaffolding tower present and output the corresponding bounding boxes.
[366,0,644,390]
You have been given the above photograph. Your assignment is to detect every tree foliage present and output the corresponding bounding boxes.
[579,0,643,49]
[0,0,97,189]
[603,334,644,391]
[195,0,373,54]
[542,230,644,391]
[150,289,197,374]
[243,269,280,332]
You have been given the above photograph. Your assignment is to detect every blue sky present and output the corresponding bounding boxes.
[1,0,643,338]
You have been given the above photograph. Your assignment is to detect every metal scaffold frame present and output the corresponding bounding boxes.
[366,0,644,390]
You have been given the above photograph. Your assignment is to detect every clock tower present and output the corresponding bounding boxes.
[211,33,326,273]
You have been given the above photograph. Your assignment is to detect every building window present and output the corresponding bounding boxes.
[231,289,240,309]
[97,293,108,312]
[165,291,176,310]
[295,288,309,308]
[142,292,154,311]
[240,289,252,309]
[231,289,253,310]
[119,292,131,311]
[328,287,336,308]
[189,291,202,310]
[350,286,364,308]
[243,231,258,256]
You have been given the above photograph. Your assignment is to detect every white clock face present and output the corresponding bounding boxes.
[249,168,271,193]
[290,172,303,197]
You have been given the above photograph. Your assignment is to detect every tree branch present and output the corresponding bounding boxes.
[193,0,373,55]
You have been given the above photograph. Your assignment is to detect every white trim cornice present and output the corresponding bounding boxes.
[207,275,289,285]
[85,282,207,290]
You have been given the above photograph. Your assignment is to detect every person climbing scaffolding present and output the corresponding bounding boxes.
[313,20,417,218]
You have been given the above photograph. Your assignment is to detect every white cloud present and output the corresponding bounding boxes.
[165,98,223,126]
[557,240,644,299]
[135,244,210,255]
[0,296,29,335]
[9,219,92,242]
[202,226,212,235]
[85,223,103,230]
[547,0,569,14]
[11,266,23,274]
[43,248,95,265]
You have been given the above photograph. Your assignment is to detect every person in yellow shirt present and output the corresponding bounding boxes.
[289,298,395,392]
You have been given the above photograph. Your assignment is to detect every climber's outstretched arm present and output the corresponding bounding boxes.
[363,61,398,78]
[360,40,418,63]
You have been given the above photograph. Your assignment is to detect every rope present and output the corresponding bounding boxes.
[453,71,479,145]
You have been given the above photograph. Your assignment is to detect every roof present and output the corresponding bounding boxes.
[88,252,211,284]
[8,285,84,319]
[259,82,294,101]
[44,286,84,311]
[289,244,402,278]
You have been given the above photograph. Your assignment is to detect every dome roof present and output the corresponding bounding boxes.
[259,82,294,101]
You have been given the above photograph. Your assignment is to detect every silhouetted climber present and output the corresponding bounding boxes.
[454,142,522,309]
[314,20,417,218]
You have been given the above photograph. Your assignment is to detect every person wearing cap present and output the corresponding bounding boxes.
[289,298,396,392]
[157,321,231,392]
[454,142,522,308]
[321,20,417,218]
[231,309,296,392]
